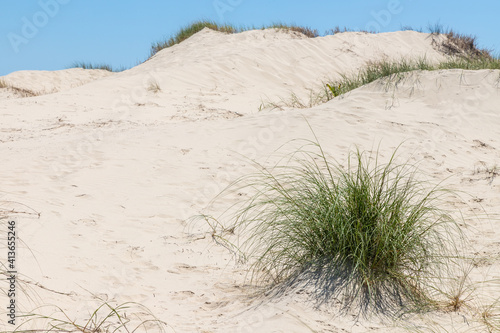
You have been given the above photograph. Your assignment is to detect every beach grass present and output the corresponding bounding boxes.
[426,24,492,59]
[266,23,319,38]
[207,140,463,313]
[266,54,500,110]
[9,301,170,333]
[70,61,127,72]
[150,20,238,56]
[150,20,324,56]
[147,79,162,93]
[1,207,168,333]
[0,79,39,97]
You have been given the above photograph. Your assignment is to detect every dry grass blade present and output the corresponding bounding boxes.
[147,80,161,94]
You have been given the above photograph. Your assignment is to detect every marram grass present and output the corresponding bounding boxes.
[266,56,500,109]
[70,61,127,72]
[150,20,321,56]
[208,141,462,312]
[9,301,170,333]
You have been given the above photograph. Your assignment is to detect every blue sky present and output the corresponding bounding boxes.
[1,0,499,76]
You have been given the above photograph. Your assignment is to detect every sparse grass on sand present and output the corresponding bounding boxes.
[203,140,463,314]
[70,61,126,72]
[1,210,168,332]
[151,20,238,56]
[0,79,39,97]
[8,301,170,333]
[150,20,322,56]
[266,55,500,109]
[266,23,319,38]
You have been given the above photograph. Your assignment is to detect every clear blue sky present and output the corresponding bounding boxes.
[1,0,499,76]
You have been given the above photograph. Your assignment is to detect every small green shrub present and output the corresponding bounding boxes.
[209,141,462,312]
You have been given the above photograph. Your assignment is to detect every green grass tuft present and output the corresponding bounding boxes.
[209,141,462,312]
[438,56,500,70]
[70,61,126,72]
[266,23,319,38]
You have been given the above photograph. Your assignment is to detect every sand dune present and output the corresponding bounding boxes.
[1,29,499,332]
[0,68,113,98]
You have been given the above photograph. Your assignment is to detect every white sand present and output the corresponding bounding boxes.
[1,29,499,332]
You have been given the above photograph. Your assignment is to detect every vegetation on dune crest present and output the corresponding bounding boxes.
[150,20,322,56]
[202,141,464,313]
[150,20,238,56]
[64,20,495,83]
[427,23,492,59]
[266,23,319,38]
[70,61,127,72]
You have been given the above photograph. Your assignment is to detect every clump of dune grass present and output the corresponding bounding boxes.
[207,140,462,313]
[267,23,319,38]
[0,79,7,89]
[427,23,492,59]
[479,298,500,332]
[12,301,170,332]
[70,61,126,72]
[8,86,40,98]
[440,31,491,59]
[324,26,375,35]
[151,20,238,56]
[147,79,161,93]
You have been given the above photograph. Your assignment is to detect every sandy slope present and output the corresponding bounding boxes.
[1,29,499,332]
[0,68,113,99]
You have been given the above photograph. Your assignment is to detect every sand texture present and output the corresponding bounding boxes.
[1,28,499,332]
